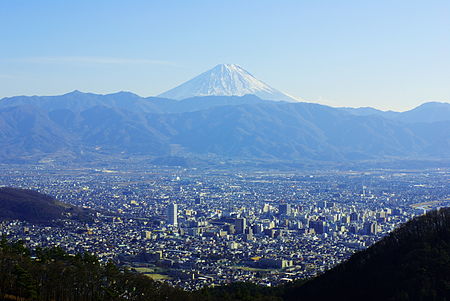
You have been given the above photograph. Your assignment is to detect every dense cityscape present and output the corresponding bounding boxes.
[0,163,448,290]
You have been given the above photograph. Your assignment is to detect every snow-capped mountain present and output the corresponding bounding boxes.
[158,64,299,102]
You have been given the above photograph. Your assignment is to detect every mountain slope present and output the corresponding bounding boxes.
[158,64,298,102]
[396,101,450,123]
[0,187,92,224]
[0,105,74,162]
[148,102,430,160]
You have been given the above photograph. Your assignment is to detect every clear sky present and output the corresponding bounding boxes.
[1,0,449,111]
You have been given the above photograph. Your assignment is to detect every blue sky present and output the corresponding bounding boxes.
[1,0,449,111]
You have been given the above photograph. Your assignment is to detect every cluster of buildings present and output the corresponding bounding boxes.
[0,163,449,289]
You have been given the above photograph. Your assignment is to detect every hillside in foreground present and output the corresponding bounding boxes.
[0,239,193,301]
[0,187,92,224]
[284,207,450,301]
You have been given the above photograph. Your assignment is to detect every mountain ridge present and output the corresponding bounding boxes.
[0,92,449,163]
[3,90,448,118]
[341,101,450,123]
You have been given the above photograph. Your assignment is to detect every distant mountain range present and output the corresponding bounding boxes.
[341,101,450,123]
[0,90,449,164]
[1,62,449,164]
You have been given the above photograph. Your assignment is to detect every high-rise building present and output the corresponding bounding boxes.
[349,224,359,234]
[235,217,247,234]
[350,212,360,222]
[363,221,378,235]
[310,220,327,234]
[167,203,178,226]
[279,203,292,216]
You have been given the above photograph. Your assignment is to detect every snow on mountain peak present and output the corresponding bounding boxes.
[158,64,299,102]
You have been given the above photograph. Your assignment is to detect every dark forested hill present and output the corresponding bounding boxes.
[0,187,92,224]
[0,239,192,301]
[282,207,450,301]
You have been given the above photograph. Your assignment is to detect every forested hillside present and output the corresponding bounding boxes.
[0,239,192,301]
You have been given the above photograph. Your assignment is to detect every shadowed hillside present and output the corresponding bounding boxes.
[0,187,92,224]
[282,207,450,301]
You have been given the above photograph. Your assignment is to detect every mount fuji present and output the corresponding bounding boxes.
[158,64,299,102]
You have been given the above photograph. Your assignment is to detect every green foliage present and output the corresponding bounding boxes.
[0,240,191,301]
[13,264,38,300]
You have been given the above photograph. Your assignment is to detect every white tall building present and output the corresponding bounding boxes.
[167,203,178,226]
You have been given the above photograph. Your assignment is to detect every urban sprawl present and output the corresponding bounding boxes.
[1,164,449,290]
